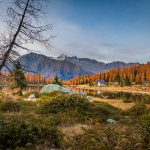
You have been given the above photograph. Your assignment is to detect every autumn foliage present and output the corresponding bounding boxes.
[0,72,52,85]
[65,63,150,85]
[25,73,52,84]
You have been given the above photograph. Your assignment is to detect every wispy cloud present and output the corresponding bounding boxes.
[0,0,149,63]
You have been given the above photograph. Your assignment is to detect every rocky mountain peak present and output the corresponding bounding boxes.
[17,52,139,80]
[57,54,67,61]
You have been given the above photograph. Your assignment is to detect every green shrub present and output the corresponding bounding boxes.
[38,95,120,124]
[123,99,132,103]
[86,92,95,96]
[140,113,150,131]
[39,95,90,114]
[0,100,2,106]
[38,95,91,124]
[125,104,149,116]
[0,120,63,149]
[94,102,121,114]
[40,91,65,97]
[122,92,132,103]
[34,93,40,98]
[140,113,150,148]
[51,112,86,126]
[39,91,66,102]
[88,102,121,121]
[0,101,21,112]
[17,100,37,113]
[143,95,150,104]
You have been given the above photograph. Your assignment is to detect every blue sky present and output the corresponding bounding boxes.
[0,0,150,63]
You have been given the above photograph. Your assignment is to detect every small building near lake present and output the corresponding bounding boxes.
[97,80,106,86]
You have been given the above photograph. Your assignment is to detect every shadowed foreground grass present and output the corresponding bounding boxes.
[0,91,149,150]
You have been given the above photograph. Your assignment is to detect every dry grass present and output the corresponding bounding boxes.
[59,124,90,140]
[146,104,150,109]
[93,97,135,110]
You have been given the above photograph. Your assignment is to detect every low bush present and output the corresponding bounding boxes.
[0,100,2,105]
[122,92,132,103]
[38,95,120,124]
[86,92,95,96]
[140,113,150,131]
[40,91,65,98]
[89,102,121,121]
[39,91,66,102]
[124,104,149,116]
[38,95,91,124]
[0,119,64,150]
[123,98,132,103]
[17,100,37,113]
[39,95,90,114]
[70,124,144,150]
[143,95,150,104]
[0,101,21,112]
[140,113,150,149]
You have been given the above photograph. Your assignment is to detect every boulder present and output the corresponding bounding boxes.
[25,94,37,102]
[28,94,35,99]
[40,84,73,94]
[107,119,117,124]
[86,96,93,102]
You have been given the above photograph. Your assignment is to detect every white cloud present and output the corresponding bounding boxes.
[0,2,149,64]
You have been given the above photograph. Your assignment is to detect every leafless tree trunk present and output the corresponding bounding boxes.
[0,0,53,71]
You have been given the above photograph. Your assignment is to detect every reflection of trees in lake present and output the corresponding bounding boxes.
[25,85,43,93]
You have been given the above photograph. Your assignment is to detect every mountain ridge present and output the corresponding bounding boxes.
[18,52,139,80]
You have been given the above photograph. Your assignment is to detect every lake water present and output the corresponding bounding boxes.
[25,85,101,95]
[1,84,149,103]
[66,86,101,95]
[1,84,99,94]
[25,85,43,93]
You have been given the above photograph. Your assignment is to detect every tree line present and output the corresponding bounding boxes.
[1,72,52,85]
[0,62,52,95]
[26,73,52,84]
[65,63,150,86]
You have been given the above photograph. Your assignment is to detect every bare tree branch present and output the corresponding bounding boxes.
[0,0,53,71]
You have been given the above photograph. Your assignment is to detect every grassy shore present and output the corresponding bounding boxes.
[76,84,150,95]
